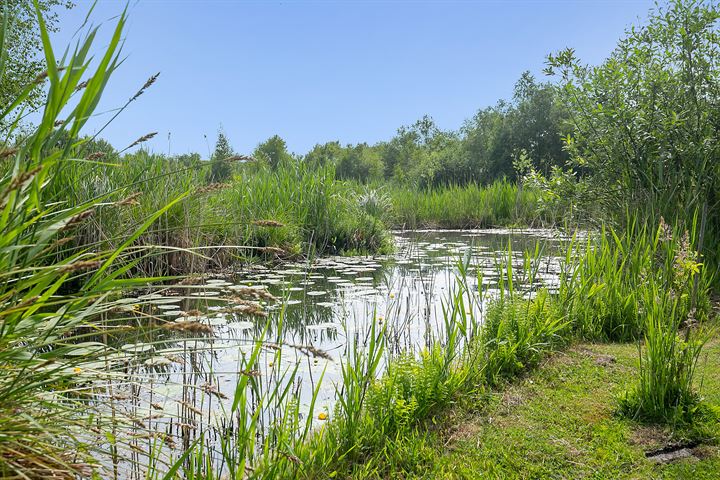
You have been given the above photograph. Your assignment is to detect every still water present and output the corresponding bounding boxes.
[93,229,569,471]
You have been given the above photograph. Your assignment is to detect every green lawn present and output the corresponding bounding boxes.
[343,338,720,479]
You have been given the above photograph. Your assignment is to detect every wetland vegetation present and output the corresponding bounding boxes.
[0,0,719,478]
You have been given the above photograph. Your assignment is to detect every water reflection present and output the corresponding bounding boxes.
[95,229,570,476]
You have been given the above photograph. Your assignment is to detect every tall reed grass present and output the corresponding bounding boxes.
[389,179,559,229]
[51,150,393,275]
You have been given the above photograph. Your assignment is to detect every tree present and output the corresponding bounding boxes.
[304,141,344,169]
[336,143,384,183]
[254,135,293,170]
[546,0,719,259]
[0,1,74,117]
[207,129,234,182]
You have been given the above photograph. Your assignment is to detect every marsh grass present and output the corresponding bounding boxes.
[54,153,394,276]
[388,179,558,229]
[0,3,715,479]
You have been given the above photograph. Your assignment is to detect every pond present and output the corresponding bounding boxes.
[88,229,570,474]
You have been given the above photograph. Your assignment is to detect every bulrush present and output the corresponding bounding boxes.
[126,132,157,150]
[290,343,333,361]
[60,209,95,231]
[231,286,278,302]
[130,72,160,101]
[163,321,213,335]
[201,382,228,400]
[58,260,102,273]
[228,303,267,317]
[0,166,42,209]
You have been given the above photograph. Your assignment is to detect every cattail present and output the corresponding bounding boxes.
[252,219,285,228]
[127,132,158,149]
[58,260,102,273]
[116,192,142,206]
[130,72,160,101]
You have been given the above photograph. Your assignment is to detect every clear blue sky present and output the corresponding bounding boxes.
[51,0,656,157]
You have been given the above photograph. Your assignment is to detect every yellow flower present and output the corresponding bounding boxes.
[318,412,328,421]
[389,293,395,299]
[377,316,384,323]
[73,367,82,374]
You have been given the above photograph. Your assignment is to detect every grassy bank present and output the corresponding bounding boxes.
[372,340,720,479]
[227,219,715,479]
[2,2,718,479]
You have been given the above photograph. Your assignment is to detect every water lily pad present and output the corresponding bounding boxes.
[231,321,255,330]
[306,291,327,296]
[121,343,155,354]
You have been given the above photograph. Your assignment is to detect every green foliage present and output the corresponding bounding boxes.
[206,129,234,182]
[0,0,73,124]
[336,143,384,183]
[254,134,293,170]
[482,290,568,385]
[0,6,164,477]
[389,179,555,229]
[546,0,720,269]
